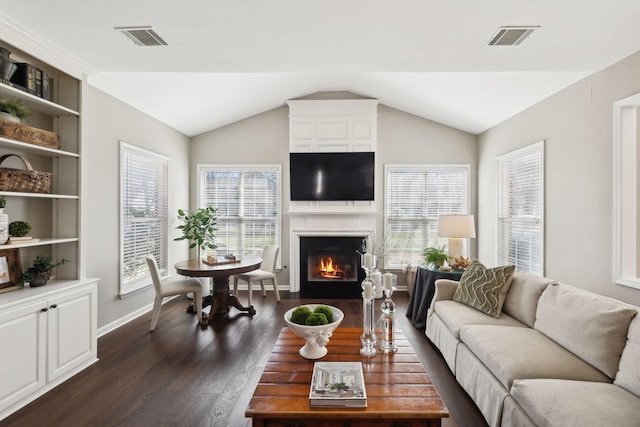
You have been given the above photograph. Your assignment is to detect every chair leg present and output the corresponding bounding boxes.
[150,295,163,332]
[272,277,280,302]
[248,280,253,307]
[193,290,203,325]
[260,280,267,297]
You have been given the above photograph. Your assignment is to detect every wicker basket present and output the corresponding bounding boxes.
[0,154,52,193]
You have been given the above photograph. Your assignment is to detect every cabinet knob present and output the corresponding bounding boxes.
[50,304,58,309]
[41,307,48,312]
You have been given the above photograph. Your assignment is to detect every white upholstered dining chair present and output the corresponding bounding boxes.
[233,245,281,306]
[146,255,203,332]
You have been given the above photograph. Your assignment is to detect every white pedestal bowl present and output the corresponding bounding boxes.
[284,304,344,359]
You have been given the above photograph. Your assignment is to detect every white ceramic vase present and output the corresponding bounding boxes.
[0,209,8,244]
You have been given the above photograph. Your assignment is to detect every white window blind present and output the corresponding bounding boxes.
[497,141,544,275]
[120,142,169,296]
[385,165,470,269]
[199,165,281,263]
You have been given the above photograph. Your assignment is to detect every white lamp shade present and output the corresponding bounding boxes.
[437,215,476,238]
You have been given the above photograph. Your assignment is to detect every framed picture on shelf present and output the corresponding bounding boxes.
[0,248,22,293]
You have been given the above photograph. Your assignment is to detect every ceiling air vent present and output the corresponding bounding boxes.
[487,26,539,46]
[115,26,168,47]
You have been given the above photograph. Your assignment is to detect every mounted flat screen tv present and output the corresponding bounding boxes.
[290,152,375,201]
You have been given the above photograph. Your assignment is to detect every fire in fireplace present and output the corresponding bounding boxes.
[308,255,357,281]
[300,236,366,298]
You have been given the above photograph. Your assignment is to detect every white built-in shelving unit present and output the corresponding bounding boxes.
[0,38,97,421]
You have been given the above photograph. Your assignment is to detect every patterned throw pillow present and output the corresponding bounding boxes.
[453,260,516,318]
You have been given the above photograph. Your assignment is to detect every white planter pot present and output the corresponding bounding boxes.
[0,111,20,123]
[0,209,8,244]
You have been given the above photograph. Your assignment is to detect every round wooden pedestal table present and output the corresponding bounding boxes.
[174,257,262,326]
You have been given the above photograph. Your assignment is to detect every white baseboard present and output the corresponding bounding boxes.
[97,296,177,338]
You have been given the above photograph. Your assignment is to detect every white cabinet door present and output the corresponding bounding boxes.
[47,285,97,382]
[0,299,47,413]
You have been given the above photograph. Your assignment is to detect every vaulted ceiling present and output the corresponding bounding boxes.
[1,1,639,137]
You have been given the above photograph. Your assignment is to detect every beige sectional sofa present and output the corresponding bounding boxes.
[425,272,640,427]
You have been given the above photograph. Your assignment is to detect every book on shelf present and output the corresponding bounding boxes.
[42,71,51,100]
[309,361,367,408]
[11,63,37,95]
[34,67,42,98]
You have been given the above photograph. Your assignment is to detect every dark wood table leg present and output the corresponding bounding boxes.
[197,276,256,326]
[228,294,256,315]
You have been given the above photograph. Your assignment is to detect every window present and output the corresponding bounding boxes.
[120,142,169,296]
[497,141,544,275]
[613,94,640,289]
[385,165,470,269]
[198,165,281,264]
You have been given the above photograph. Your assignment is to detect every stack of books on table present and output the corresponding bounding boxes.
[309,361,367,408]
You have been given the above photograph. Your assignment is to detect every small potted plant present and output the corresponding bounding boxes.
[23,255,69,287]
[9,220,31,237]
[422,245,449,269]
[0,98,31,123]
[174,206,218,258]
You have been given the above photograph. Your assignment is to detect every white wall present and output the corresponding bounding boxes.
[478,50,640,306]
[85,85,192,330]
[190,94,478,287]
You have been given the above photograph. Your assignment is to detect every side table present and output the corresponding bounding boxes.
[406,265,463,330]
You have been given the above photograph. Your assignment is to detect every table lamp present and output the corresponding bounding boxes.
[437,214,476,261]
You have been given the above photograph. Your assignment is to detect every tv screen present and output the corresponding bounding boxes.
[290,152,375,201]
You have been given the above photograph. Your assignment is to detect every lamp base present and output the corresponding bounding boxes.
[448,237,463,261]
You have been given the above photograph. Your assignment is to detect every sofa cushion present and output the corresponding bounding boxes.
[534,283,637,378]
[460,325,610,390]
[614,313,640,396]
[453,260,515,318]
[502,272,556,327]
[511,379,640,427]
[434,300,526,338]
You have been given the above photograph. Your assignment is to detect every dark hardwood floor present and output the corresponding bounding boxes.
[1,291,486,427]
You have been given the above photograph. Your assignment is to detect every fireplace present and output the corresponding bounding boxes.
[300,236,366,298]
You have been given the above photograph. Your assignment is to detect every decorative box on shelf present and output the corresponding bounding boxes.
[0,119,61,149]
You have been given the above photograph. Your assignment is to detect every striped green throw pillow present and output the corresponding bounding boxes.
[453,260,516,318]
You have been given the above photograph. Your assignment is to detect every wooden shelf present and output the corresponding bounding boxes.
[0,136,78,158]
[0,82,79,117]
[0,191,78,199]
[0,237,78,250]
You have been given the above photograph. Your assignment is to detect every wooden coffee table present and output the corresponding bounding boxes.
[246,327,449,426]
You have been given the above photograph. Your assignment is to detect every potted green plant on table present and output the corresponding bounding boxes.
[23,255,69,287]
[422,245,449,269]
[0,98,31,123]
[174,206,218,258]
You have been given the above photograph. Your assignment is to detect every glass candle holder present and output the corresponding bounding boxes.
[361,252,377,271]
[380,273,398,353]
[360,277,377,357]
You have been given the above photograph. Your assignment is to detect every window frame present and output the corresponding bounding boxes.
[197,164,282,267]
[496,141,545,275]
[613,93,640,289]
[119,141,170,297]
[384,164,471,269]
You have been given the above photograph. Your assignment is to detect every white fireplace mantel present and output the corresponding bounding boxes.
[287,211,378,293]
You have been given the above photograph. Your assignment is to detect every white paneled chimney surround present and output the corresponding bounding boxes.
[286,99,380,293]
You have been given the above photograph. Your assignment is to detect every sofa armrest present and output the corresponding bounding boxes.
[432,279,459,306]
